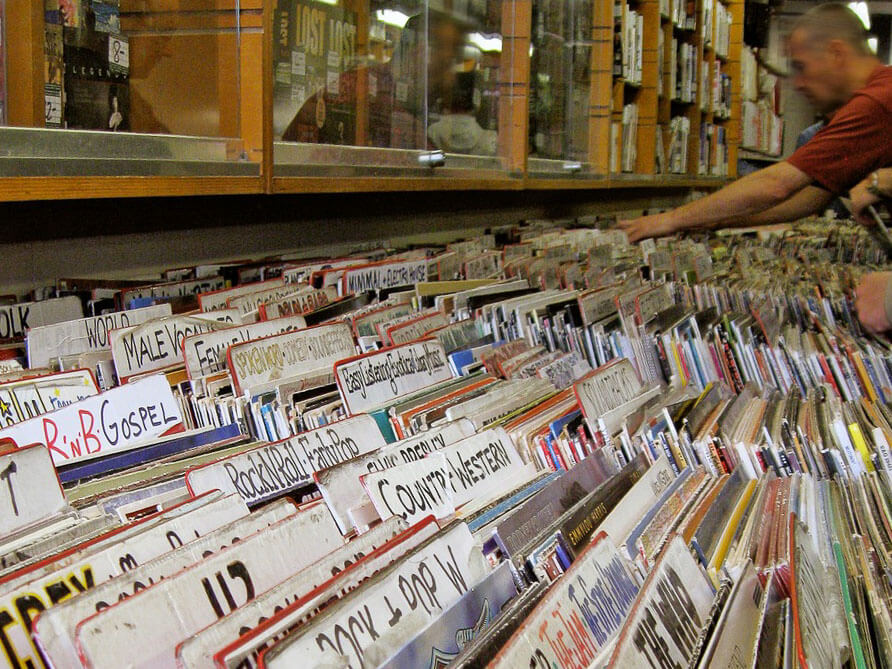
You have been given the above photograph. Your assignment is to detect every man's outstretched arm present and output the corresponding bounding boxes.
[618,162,815,241]
[704,185,835,230]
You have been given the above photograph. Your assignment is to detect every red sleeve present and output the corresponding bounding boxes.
[786,94,892,195]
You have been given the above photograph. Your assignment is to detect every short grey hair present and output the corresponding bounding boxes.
[792,3,872,55]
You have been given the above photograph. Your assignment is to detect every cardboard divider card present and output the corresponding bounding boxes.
[186,414,387,507]
[0,375,184,465]
[26,304,172,369]
[0,492,247,669]
[0,445,68,538]
[386,312,450,346]
[121,277,226,308]
[110,313,240,382]
[0,369,99,427]
[181,315,308,396]
[259,287,337,320]
[213,516,442,669]
[0,297,83,341]
[490,533,640,668]
[33,500,298,669]
[334,340,454,415]
[339,259,429,295]
[361,453,455,524]
[608,534,715,667]
[227,322,357,397]
[226,284,308,318]
[74,502,344,668]
[197,278,285,313]
[315,419,475,533]
[574,357,645,417]
[174,515,410,669]
[259,521,489,669]
[352,304,414,338]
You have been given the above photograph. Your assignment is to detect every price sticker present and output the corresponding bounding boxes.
[108,35,129,71]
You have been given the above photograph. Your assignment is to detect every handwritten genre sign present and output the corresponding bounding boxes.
[0,445,68,538]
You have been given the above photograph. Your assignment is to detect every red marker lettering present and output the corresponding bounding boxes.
[42,417,68,460]
[80,409,102,454]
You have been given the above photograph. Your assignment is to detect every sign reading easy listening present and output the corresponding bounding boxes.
[27,304,172,369]
[334,339,453,415]
[0,375,184,465]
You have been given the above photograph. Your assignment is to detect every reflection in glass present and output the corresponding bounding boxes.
[529,0,591,161]
[273,0,504,157]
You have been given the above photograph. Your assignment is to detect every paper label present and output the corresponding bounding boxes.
[261,287,336,320]
[362,453,454,524]
[121,276,226,306]
[187,414,386,506]
[387,312,450,346]
[227,285,304,317]
[27,304,172,368]
[0,375,184,465]
[0,369,99,427]
[334,340,453,414]
[574,358,644,420]
[198,278,284,312]
[228,322,356,397]
[110,313,238,381]
[0,445,68,538]
[0,296,83,340]
[340,260,428,295]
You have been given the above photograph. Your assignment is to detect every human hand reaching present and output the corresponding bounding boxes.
[616,212,679,243]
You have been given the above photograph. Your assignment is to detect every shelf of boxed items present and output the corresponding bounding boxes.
[0,0,266,202]
[738,43,784,161]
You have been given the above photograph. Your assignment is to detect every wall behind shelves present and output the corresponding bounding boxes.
[0,187,701,295]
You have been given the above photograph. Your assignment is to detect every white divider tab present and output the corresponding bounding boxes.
[0,375,184,466]
[182,315,307,396]
[227,284,303,317]
[334,339,453,415]
[228,322,357,397]
[436,427,526,507]
[0,492,247,669]
[27,304,172,369]
[197,278,284,312]
[608,534,715,667]
[0,445,68,538]
[214,516,440,669]
[387,312,450,346]
[316,419,475,533]
[110,312,238,381]
[33,500,296,669]
[74,502,344,669]
[260,287,337,320]
[120,276,226,307]
[0,369,99,427]
[174,515,409,669]
[340,259,428,295]
[352,303,413,338]
[186,413,386,506]
[574,358,644,420]
[0,296,83,340]
[262,521,488,669]
[490,533,640,667]
[361,454,454,524]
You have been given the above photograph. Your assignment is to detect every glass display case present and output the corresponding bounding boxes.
[0,0,258,178]
[271,0,517,178]
[526,0,593,173]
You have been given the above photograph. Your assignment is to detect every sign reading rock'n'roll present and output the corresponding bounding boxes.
[0,374,184,465]
[334,339,453,415]
[227,322,357,397]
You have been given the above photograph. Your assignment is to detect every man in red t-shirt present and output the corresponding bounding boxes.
[618,3,891,242]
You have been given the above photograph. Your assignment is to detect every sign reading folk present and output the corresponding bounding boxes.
[0,375,184,465]
[228,322,356,397]
[182,315,307,395]
[26,304,172,369]
[110,312,239,381]
[334,339,453,415]
[186,414,387,506]
[0,296,83,341]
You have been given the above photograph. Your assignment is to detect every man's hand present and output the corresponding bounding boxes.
[855,271,892,333]
[617,212,678,243]
[849,179,881,226]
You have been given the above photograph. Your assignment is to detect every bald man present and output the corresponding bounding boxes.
[618,3,892,242]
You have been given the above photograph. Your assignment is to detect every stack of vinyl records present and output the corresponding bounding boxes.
[0,214,889,668]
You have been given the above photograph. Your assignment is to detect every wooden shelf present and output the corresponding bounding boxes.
[0,176,264,202]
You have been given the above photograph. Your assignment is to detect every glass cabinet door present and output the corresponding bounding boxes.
[272,0,515,177]
[0,0,256,178]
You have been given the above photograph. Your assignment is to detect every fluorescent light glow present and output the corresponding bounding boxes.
[467,32,502,52]
[375,9,411,28]
[848,1,870,30]
[868,36,878,53]
[313,0,339,5]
